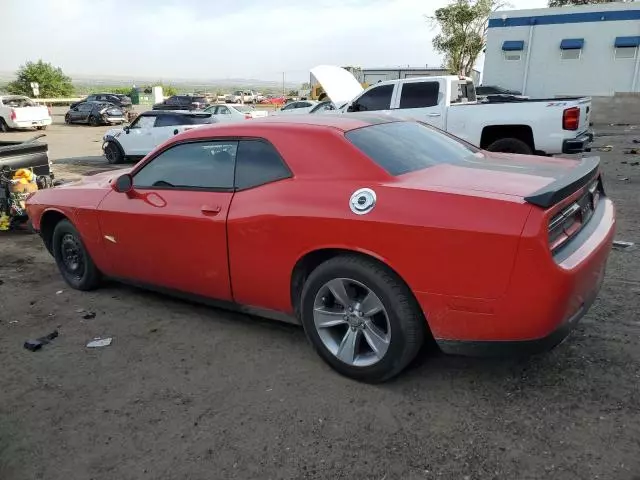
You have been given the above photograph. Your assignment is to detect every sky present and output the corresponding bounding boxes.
[3,0,548,82]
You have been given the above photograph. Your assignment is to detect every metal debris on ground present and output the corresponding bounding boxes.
[23,330,59,352]
[618,177,629,181]
[86,337,112,348]
[613,240,635,250]
[82,311,96,320]
[624,149,639,155]
[632,162,640,166]
[56,290,63,295]
[633,139,640,144]
[598,145,613,152]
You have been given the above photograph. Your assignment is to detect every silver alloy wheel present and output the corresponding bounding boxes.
[313,277,391,367]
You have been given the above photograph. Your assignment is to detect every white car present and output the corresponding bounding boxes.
[312,65,593,156]
[102,110,217,164]
[273,100,318,115]
[0,95,52,132]
[204,104,268,122]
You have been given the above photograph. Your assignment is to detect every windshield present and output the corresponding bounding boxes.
[232,105,254,113]
[345,121,479,176]
[2,96,36,108]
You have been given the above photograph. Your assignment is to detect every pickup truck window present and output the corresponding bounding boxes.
[346,121,478,176]
[134,141,238,190]
[399,82,439,108]
[350,84,393,112]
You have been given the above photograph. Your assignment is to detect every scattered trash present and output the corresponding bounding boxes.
[23,330,59,352]
[0,279,4,285]
[631,162,640,166]
[622,161,628,164]
[86,337,112,348]
[613,240,635,250]
[624,149,639,155]
[56,290,63,295]
[9,320,18,324]
[149,327,159,333]
[75,308,85,313]
[598,145,613,152]
[82,311,96,320]
[618,177,629,181]
[633,139,640,144]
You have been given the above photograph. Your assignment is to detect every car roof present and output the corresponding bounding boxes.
[178,113,401,139]
[140,110,211,117]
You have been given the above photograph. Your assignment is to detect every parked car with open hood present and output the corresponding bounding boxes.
[64,101,127,126]
[101,110,217,164]
[311,65,593,156]
[27,114,614,382]
[0,95,52,132]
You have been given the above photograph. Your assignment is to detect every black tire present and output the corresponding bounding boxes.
[89,115,100,127]
[52,219,101,291]
[64,114,72,124]
[36,126,47,131]
[300,255,426,383]
[104,142,124,164]
[0,118,9,133]
[486,137,532,155]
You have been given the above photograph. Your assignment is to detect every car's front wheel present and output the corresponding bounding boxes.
[104,142,124,164]
[300,255,426,383]
[52,219,102,290]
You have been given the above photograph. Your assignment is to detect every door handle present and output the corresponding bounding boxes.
[427,113,441,117]
[201,205,222,215]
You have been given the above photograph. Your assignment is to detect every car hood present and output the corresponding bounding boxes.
[311,65,364,106]
[61,168,132,190]
[104,127,125,139]
[394,151,588,200]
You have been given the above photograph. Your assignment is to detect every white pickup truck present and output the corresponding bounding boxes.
[0,95,52,132]
[311,66,593,156]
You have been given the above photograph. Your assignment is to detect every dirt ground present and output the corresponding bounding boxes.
[1,111,640,480]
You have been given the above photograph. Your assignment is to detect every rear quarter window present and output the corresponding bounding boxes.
[235,140,291,190]
[345,122,479,176]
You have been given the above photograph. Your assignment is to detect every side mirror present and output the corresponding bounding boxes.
[347,103,357,113]
[124,126,130,134]
[112,173,133,193]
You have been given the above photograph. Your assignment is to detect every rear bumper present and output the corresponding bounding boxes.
[418,197,615,356]
[102,116,127,124]
[563,131,593,154]
[12,118,52,128]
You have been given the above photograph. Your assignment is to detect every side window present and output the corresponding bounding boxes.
[281,103,294,111]
[154,114,184,127]
[86,95,96,102]
[79,103,94,112]
[399,82,439,109]
[134,141,238,190]
[217,106,230,114]
[130,115,156,129]
[235,140,291,190]
[350,84,393,112]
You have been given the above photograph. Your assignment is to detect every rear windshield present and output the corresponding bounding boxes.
[345,121,479,176]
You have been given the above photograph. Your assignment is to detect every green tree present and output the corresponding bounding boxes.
[429,0,505,76]
[549,0,620,6]
[163,85,178,96]
[6,60,74,97]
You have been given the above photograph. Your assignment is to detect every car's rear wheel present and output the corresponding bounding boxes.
[64,114,72,124]
[89,115,100,127]
[52,219,102,290]
[300,255,426,383]
[104,142,124,164]
[486,137,532,155]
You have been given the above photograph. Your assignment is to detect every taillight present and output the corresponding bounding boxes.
[10,109,16,120]
[244,114,252,120]
[563,107,580,130]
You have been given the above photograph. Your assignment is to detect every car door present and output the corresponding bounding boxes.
[78,103,94,122]
[213,105,233,123]
[118,114,156,156]
[97,140,237,300]
[393,80,445,129]
[346,84,394,114]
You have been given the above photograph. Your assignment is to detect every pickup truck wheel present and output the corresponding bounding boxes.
[300,255,426,383]
[0,118,9,133]
[486,138,532,155]
[36,126,47,131]
[52,219,102,291]
[104,142,124,164]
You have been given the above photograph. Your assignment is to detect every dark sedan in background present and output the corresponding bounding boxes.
[64,102,127,126]
[71,93,133,112]
[152,95,209,111]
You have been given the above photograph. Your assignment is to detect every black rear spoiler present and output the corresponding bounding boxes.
[524,156,600,208]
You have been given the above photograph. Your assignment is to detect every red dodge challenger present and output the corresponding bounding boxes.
[26,114,615,382]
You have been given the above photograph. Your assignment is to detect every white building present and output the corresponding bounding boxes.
[483,2,640,98]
